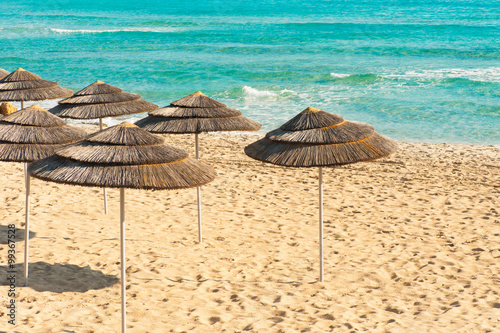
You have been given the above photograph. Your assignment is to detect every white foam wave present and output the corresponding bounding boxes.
[104,115,144,127]
[11,99,145,128]
[280,88,299,95]
[64,114,146,128]
[50,27,179,34]
[330,72,351,78]
[13,99,59,111]
[387,68,500,82]
[243,86,277,98]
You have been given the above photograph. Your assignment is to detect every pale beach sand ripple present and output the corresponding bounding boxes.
[1,127,499,332]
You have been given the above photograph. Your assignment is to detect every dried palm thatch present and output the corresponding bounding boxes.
[0,79,58,91]
[245,107,397,167]
[49,81,158,119]
[59,91,140,105]
[0,69,9,80]
[0,68,73,102]
[135,91,261,134]
[0,105,87,162]
[136,114,261,134]
[50,100,158,120]
[150,105,242,118]
[28,122,216,190]
[52,81,157,215]
[171,91,226,108]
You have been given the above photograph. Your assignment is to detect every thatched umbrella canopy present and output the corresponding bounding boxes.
[245,106,398,281]
[30,122,216,188]
[0,71,13,119]
[0,69,9,80]
[135,91,261,242]
[0,68,73,109]
[28,122,216,333]
[50,80,159,214]
[0,104,87,286]
[50,80,158,121]
[0,104,87,162]
[135,91,261,134]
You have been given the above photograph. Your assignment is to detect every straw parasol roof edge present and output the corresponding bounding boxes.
[266,121,375,144]
[49,99,158,119]
[135,115,262,134]
[59,92,141,105]
[149,105,242,118]
[245,132,398,167]
[0,85,73,102]
[0,69,9,79]
[28,155,216,190]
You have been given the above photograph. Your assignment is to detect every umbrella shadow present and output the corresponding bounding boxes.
[1,262,119,293]
[0,224,36,244]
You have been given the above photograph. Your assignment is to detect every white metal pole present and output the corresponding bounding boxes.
[100,118,108,214]
[319,167,324,282]
[24,160,27,184]
[24,163,31,286]
[120,188,126,333]
[195,133,202,243]
[195,133,200,160]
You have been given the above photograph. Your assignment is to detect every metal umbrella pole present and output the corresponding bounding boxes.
[319,167,324,282]
[195,133,202,243]
[100,118,108,214]
[23,162,31,286]
[120,188,126,332]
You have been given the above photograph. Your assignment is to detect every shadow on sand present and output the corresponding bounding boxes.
[1,262,119,293]
[0,224,36,245]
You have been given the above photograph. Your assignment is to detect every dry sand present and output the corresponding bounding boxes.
[1,127,499,332]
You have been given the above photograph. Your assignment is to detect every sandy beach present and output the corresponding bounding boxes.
[1,127,499,332]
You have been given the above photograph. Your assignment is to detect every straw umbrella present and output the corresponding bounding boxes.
[0,68,10,98]
[0,68,73,109]
[135,91,261,242]
[0,104,87,286]
[28,122,216,333]
[0,68,73,182]
[244,106,398,282]
[49,80,159,214]
[0,69,9,80]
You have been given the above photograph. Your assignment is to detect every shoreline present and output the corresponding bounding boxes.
[78,122,500,147]
[1,131,499,332]
[5,100,499,146]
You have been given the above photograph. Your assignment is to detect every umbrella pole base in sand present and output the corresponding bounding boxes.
[120,188,126,332]
[24,162,31,286]
[319,167,324,283]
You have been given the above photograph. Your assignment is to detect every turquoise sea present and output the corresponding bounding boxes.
[1,0,499,144]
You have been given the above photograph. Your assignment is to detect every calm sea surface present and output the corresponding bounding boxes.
[1,0,499,144]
